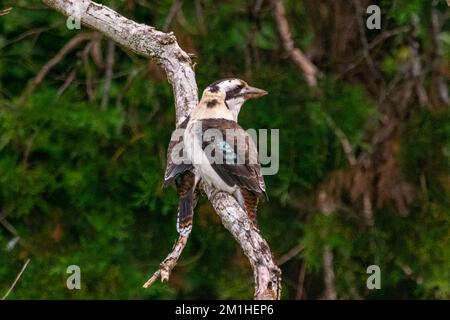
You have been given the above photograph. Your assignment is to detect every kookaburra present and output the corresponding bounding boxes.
[185,79,267,228]
[164,79,267,235]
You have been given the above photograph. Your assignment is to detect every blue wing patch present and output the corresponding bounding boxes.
[217,140,236,162]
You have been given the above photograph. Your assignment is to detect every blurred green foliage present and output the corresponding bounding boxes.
[0,0,449,299]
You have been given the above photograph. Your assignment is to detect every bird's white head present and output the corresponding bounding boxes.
[204,78,268,121]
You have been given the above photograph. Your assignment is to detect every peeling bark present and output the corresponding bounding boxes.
[203,183,281,300]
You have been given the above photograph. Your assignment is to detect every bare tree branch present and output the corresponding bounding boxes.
[0,7,13,16]
[42,0,281,300]
[277,244,304,266]
[271,0,319,87]
[203,183,281,300]
[25,32,96,97]
[322,112,357,167]
[317,192,337,300]
[143,235,188,288]
[338,27,407,78]
[57,67,77,96]
[322,246,337,300]
[352,0,382,82]
[430,2,450,105]
[82,39,96,101]
[163,0,183,32]
[42,0,197,124]
[101,39,115,109]
[295,260,306,300]
[1,259,31,300]
[0,215,20,238]
[0,213,34,251]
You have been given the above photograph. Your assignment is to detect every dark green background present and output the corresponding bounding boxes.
[0,0,449,299]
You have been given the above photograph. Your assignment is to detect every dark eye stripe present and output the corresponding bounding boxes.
[225,84,244,100]
[206,99,219,108]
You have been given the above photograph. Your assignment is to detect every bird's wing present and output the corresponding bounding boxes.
[201,118,266,195]
[164,116,194,187]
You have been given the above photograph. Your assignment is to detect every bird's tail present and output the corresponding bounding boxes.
[175,171,196,236]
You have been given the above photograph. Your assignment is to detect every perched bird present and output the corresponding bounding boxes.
[164,79,267,235]
[183,79,268,228]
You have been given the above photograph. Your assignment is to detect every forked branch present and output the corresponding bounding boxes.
[42,0,281,299]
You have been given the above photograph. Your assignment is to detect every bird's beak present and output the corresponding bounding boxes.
[244,86,268,99]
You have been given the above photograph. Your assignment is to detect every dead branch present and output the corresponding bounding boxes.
[90,35,104,69]
[57,68,77,96]
[338,27,407,78]
[409,35,428,107]
[42,0,197,124]
[352,0,381,82]
[203,183,282,299]
[318,191,337,300]
[32,32,95,89]
[322,246,337,300]
[116,68,142,108]
[430,2,450,105]
[271,0,319,87]
[0,26,50,50]
[0,7,13,16]
[295,260,306,300]
[1,259,31,300]
[362,191,374,226]
[143,190,199,286]
[194,0,206,33]
[143,235,188,288]
[277,244,304,266]
[101,39,115,109]
[0,215,20,239]
[0,213,33,251]
[43,0,281,300]
[322,112,357,167]
[82,40,96,101]
[163,0,183,32]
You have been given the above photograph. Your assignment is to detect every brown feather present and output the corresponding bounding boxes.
[164,116,193,187]
[176,171,196,233]
[200,118,266,195]
[241,188,260,228]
